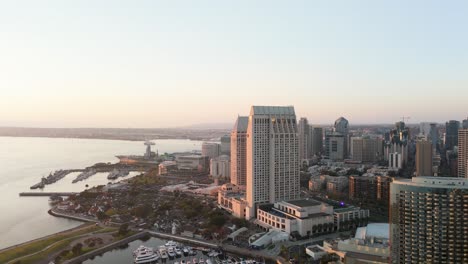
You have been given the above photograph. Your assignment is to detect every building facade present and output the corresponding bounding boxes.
[298,117,311,161]
[220,134,231,155]
[389,152,403,170]
[415,140,433,176]
[246,106,300,219]
[310,126,323,155]
[390,177,468,263]
[351,137,382,163]
[256,199,334,238]
[210,155,230,178]
[202,142,220,159]
[458,129,468,178]
[325,132,345,161]
[230,116,248,187]
[349,175,377,201]
[334,117,350,158]
[445,120,460,150]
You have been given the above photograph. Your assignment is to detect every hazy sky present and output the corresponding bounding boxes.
[1,1,467,128]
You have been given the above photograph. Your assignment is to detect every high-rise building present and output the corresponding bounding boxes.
[245,106,300,219]
[230,116,248,187]
[463,118,468,129]
[445,120,460,150]
[351,137,381,163]
[458,129,468,178]
[310,126,323,155]
[384,122,409,166]
[298,117,310,160]
[376,175,392,201]
[325,132,345,161]
[202,142,220,159]
[390,177,468,263]
[334,117,350,158]
[415,140,433,176]
[220,134,231,155]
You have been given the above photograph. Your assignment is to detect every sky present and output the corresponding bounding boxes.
[0,1,467,128]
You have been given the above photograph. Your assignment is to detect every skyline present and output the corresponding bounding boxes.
[1,1,468,128]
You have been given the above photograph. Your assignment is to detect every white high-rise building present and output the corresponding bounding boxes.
[231,116,248,187]
[245,106,300,219]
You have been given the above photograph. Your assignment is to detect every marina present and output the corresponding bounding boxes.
[81,237,269,264]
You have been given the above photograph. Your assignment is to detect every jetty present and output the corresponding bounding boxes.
[19,192,78,197]
[30,169,83,189]
[72,168,97,183]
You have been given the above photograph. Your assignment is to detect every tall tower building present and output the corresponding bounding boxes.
[230,116,248,187]
[463,118,468,129]
[310,126,323,155]
[325,132,345,161]
[334,117,350,158]
[445,120,460,150]
[220,134,231,155]
[245,106,300,219]
[351,137,381,163]
[415,140,433,176]
[390,177,468,263]
[298,117,310,160]
[458,129,468,178]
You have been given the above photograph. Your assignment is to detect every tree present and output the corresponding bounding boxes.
[118,223,129,235]
[72,243,83,256]
[96,211,108,221]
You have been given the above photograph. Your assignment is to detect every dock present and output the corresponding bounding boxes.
[19,192,78,197]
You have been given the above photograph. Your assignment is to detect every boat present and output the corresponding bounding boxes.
[206,260,213,264]
[174,262,180,264]
[193,258,198,264]
[199,258,205,264]
[208,250,220,257]
[182,247,189,255]
[175,246,182,257]
[168,247,176,259]
[165,240,178,247]
[159,246,169,260]
[133,245,159,264]
[186,261,191,264]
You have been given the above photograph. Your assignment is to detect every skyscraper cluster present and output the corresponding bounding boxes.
[297,117,323,161]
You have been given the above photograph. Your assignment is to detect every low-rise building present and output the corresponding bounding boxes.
[175,155,209,171]
[333,206,369,232]
[158,161,177,175]
[217,183,247,219]
[256,199,334,238]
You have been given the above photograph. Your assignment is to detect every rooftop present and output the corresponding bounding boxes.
[250,105,295,116]
[393,176,468,189]
[285,199,321,208]
[233,116,249,132]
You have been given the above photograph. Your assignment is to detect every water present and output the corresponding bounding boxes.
[84,237,219,264]
[0,137,202,249]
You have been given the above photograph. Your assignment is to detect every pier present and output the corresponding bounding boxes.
[19,192,78,197]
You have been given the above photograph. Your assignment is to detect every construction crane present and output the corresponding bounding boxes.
[401,116,411,123]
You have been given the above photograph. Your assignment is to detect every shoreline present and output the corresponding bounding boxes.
[0,135,205,142]
[8,210,282,264]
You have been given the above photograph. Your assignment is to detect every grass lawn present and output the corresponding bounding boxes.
[0,225,101,263]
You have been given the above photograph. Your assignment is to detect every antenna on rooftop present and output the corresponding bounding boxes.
[401,116,411,123]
